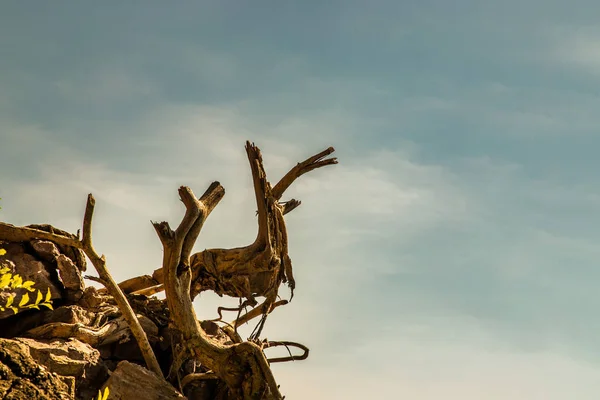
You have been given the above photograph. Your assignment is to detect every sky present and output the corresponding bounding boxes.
[2,1,600,398]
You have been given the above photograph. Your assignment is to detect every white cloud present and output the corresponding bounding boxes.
[553,27,600,72]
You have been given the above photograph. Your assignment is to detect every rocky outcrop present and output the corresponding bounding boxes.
[0,233,178,400]
[0,338,74,400]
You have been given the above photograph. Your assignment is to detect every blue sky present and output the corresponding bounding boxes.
[3,1,600,398]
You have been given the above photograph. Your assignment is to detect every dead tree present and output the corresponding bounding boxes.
[0,140,336,400]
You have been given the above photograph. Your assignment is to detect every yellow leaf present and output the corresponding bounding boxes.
[27,304,39,310]
[41,302,53,310]
[45,287,52,302]
[0,249,5,256]
[9,306,18,314]
[22,281,36,292]
[18,293,29,307]
[10,274,22,289]
[101,387,110,400]
[35,290,43,305]
[0,273,11,288]
[0,266,9,274]
[5,294,14,307]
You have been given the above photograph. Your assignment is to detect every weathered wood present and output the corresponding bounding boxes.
[80,194,163,379]
[153,182,284,399]
[0,140,334,399]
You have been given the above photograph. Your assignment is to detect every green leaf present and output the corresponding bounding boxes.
[18,293,29,307]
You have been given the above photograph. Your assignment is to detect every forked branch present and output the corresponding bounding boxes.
[152,183,283,399]
[272,146,337,201]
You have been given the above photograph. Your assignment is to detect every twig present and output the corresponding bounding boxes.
[234,300,288,328]
[263,341,309,363]
[84,275,107,286]
[131,284,164,296]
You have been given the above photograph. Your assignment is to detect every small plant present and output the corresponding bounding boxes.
[0,248,53,314]
[96,387,109,400]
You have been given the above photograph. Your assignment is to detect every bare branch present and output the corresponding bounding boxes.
[232,300,288,328]
[181,182,224,263]
[80,194,164,378]
[264,341,310,363]
[131,284,165,296]
[271,146,337,200]
[0,222,82,249]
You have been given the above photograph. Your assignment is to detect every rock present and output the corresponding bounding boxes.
[26,225,87,272]
[15,337,108,400]
[100,360,184,399]
[78,286,112,309]
[0,338,73,400]
[31,240,62,263]
[0,242,62,318]
[0,304,101,339]
[56,254,84,302]
[31,240,85,302]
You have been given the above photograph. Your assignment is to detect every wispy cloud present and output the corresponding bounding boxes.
[4,1,600,398]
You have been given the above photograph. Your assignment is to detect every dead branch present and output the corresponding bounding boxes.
[215,300,289,344]
[263,341,309,363]
[271,146,337,201]
[0,223,84,249]
[81,195,163,378]
[153,182,283,399]
[131,284,164,296]
[233,300,288,328]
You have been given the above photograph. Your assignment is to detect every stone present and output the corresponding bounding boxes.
[100,360,184,399]
[0,338,73,400]
[15,337,108,400]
